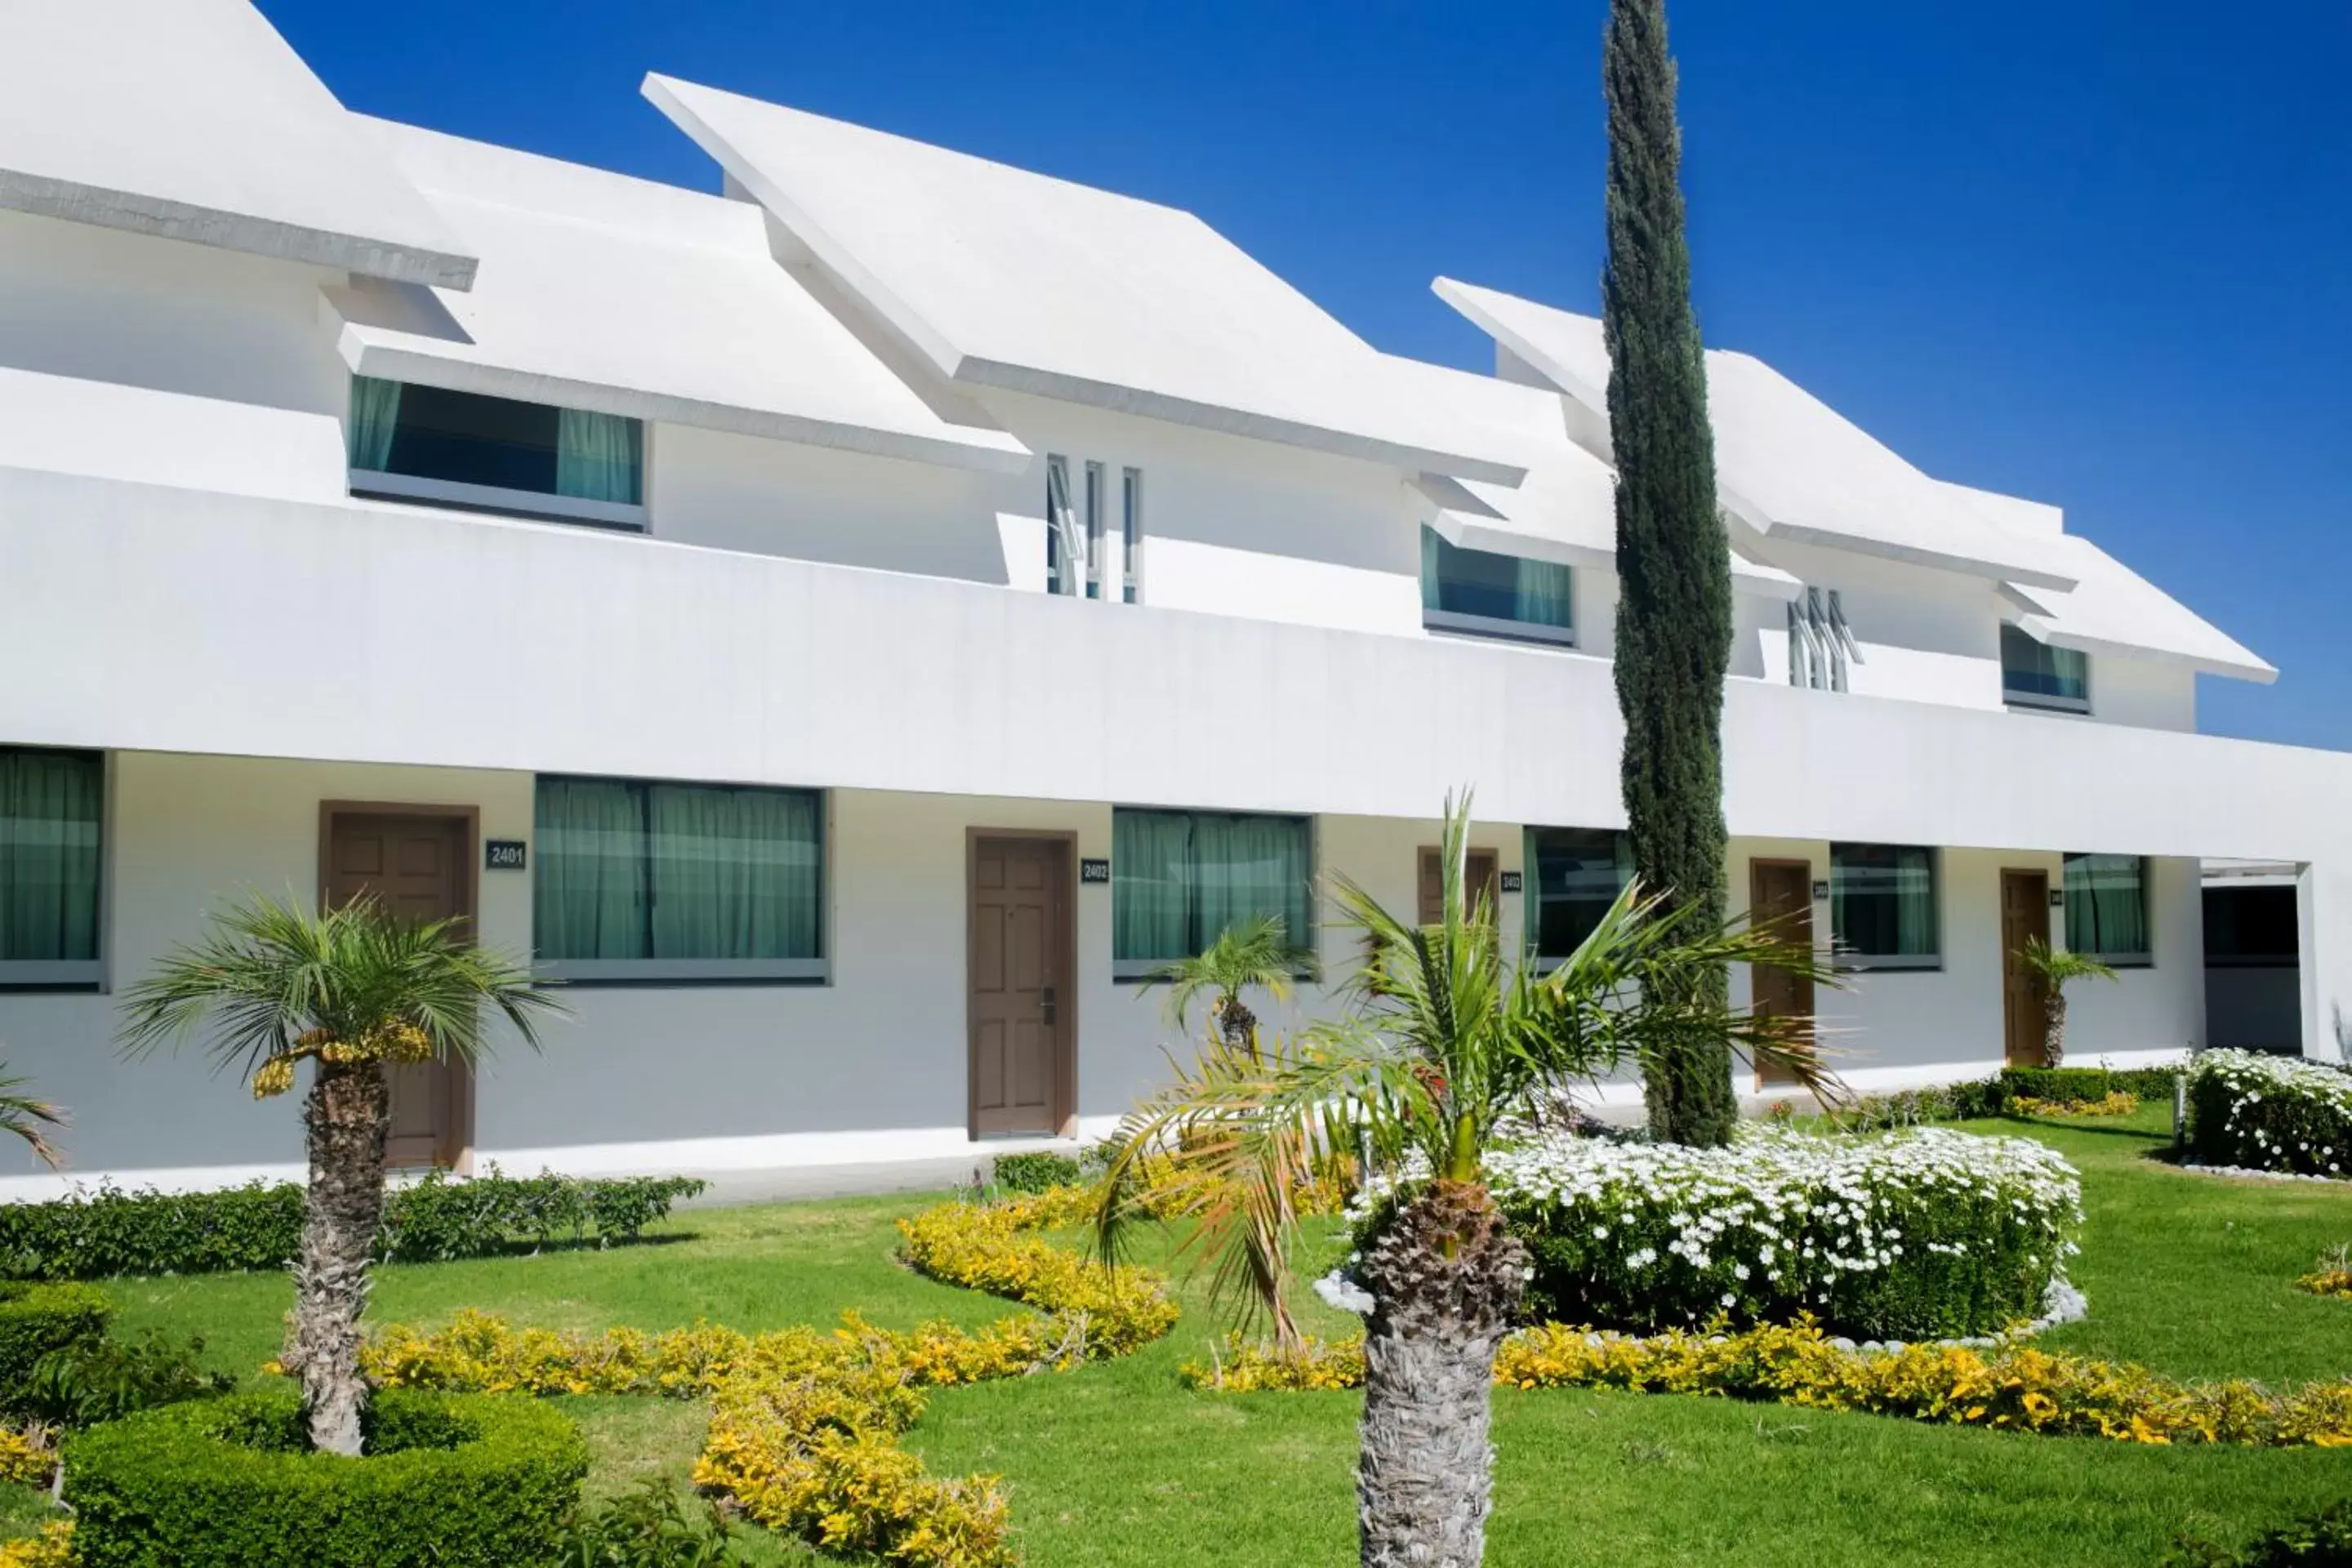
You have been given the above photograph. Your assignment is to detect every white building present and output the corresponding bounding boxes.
[1,0,2345,1196]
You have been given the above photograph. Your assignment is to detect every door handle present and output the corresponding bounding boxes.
[1040,986,1057,1025]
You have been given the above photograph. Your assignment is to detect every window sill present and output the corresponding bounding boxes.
[536,958,826,987]
[1423,610,1575,648]
[350,470,648,532]
[1831,956,1943,973]
[0,962,103,991]
[2002,693,2091,716]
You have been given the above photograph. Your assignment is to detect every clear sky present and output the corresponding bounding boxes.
[259,0,2350,749]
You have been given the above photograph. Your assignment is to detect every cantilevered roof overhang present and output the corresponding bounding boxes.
[0,0,477,289]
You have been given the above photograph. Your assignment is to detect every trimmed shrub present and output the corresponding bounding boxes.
[0,1282,109,1414]
[1487,1126,2082,1341]
[24,1330,233,1428]
[2186,1050,2352,1178]
[0,1171,706,1281]
[2003,1065,2180,1104]
[63,1388,586,1568]
[988,1151,1082,1195]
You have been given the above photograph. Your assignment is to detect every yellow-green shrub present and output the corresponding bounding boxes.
[0,1425,55,1487]
[0,1520,71,1568]
[2014,1091,2138,1118]
[2297,1268,2352,1303]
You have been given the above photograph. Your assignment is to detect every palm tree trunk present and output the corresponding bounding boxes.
[1356,1180,1527,1568]
[2042,991,2068,1068]
[286,1057,389,1455]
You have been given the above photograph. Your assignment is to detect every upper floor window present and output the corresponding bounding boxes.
[1,746,102,988]
[1788,587,1861,691]
[1525,826,1630,960]
[348,376,645,530]
[1122,467,1144,604]
[1830,843,1940,969]
[2001,624,2089,713]
[533,775,824,982]
[2064,853,2150,965]
[1112,808,1313,978]
[1421,527,1574,646]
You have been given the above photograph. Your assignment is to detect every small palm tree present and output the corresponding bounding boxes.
[1144,913,1318,1061]
[0,1066,64,1169]
[2017,937,2117,1068]
[119,893,563,1455]
[1094,794,1835,1567]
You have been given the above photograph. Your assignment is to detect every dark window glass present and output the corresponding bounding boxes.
[2001,624,2089,706]
[1526,827,1629,958]
[1830,844,1940,961]
[385,384,562,496]
[0,746,103,965]
[2064,853,2149,961]
[2203,885,2298,966]
[1422,527,1573,631]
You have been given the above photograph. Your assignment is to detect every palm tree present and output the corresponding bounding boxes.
[1094,794,1835,1567]
[2016,937,2117,1068]
[0,1066,64,1169]
[1144,913,1318,1060]
[118,893,562,1456]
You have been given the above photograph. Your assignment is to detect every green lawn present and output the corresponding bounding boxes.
[25,1107,2352,1566]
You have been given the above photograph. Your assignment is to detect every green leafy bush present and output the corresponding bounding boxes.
[2003,1065,2181,1104]
[2164,1501,2352,1566]
[2185,1050,2352,1178]
[0,1281,110,1415]
[551,1477,764,1566]
[24,1330,233,1428]
[64,1388,588,1568]
[1488,1125,2083,1341]
[0,1171,706,1281]
[991,1152,1082,1195]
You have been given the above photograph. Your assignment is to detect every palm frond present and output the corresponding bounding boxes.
[0,1068,65,1169]
[1143,915,1319,1036]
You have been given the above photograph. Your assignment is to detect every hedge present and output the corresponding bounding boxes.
[988,1151,1082,1194]
[1486,1125,2082,1341]
[0,1281,109,1415]
[2185,1049,2352,1178]
[62,1388,587,1568]
[0,1170,706,1281]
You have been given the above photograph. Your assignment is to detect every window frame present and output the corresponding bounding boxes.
[1120,466,1144,604]
[1419,527,1576,648]
[1523,825,1631,966]
[0,744,106,992]
[2000,624,2092,715]
[2063,852,2154,969]
[345,378,649,532]
[1828,842,1943,972]
[1083,461,1107,600]
[531,773,829,987]
[1109,806,1317,981]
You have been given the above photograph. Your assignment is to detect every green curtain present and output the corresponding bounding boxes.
[556,409,642,504]
[1832,844,1938,959]
[1114,809,1310,962]
[534,777,648,960]
[648,785,821,960]
[1512,557,1574,630]
[2001,625,2088,703]
[2065,853,2148,959]
[1114,809,1195,962]
[1419,527,1445,612]
[347,376,403,471]
[0,748,101,963]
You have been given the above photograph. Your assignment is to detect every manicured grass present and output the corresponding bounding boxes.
[13,1109,2351,1565]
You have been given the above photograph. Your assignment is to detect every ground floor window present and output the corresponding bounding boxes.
[1421,527,1574,644]
[533,776,823,982]
[0,746,102,987]
[2001,624,2090,712]
[1112,808,1312,978]
[1525,826,1630,961]
[2065,853,2150,964]
[1830,843,1940,969]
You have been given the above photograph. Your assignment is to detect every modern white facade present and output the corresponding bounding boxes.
[0,0,2344,1198]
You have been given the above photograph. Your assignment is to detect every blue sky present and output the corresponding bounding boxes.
[261,0,2350,748]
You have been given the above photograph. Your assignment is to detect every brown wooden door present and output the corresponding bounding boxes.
[970,836,1071,1137]
[1748,861,1816,1087]
[323,810,473,1169]
[2001,870,2051,1067]
[1418,847,1500,925]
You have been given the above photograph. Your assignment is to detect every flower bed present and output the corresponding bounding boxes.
[1486,1126,2082,1341]
[2185,1050,2352,1179]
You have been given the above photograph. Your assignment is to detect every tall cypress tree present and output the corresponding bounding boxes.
[1601,0,1738,1147]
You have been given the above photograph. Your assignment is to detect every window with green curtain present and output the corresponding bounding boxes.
[535,776,822,977]
[349,376,644,511]
[1421,526,1573,640]
[2001,624,2089,709]
[346,376,403,470]
[1525,826,1631,959]
[1830,844,1940,966]
[556,408,642,503]
[1112,808,1312,971]
[0,746,103,978]
[2065,853,2149,963]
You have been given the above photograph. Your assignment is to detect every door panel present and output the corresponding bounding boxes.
[1417,848,1499,926]
[323,811,472,1169]
[1749,861,1815,1087]
[2001,871,2051,1067]
[970,837,1068,1136]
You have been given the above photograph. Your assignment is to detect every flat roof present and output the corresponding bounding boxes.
[1434,278,2078,590]
[645,75,1526,485]
[0,0,475,289]
[326,121,1030,474]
